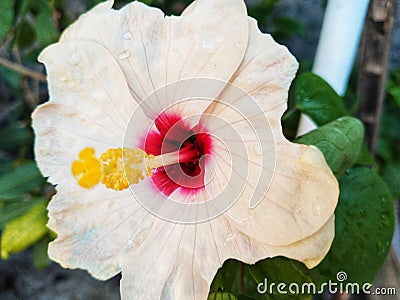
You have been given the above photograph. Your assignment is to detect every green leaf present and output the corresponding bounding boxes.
[355,143,379,170]
[34,8,58,46]
[0,0,15,39]
[247,257,312,299]
[210,260,239,294]
[210,258,313,299]
[0,124,33,151]
[0,161,45,200]
[32,236,51,269]
[313,167,394,285]
[208,292,238,300]
[296,117,364,177]
[388,86,400,107]
[0,160,13,176]
[0,197,45,229]
[382,162,400,198]
[14,21,36,49]
[0,67,22,89]
[295,73,348,125]
[1,200,48,259]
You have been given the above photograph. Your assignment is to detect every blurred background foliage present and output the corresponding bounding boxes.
[0,0,399,299]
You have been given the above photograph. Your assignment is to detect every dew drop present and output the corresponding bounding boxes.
[122,31,132,40]
[359,208,365,216]
[313,202,321,216]
[118,51,130,60]
[67,52,79,65]
[201,39,217,54]
[376,241,383,251]
[247,78,253,85]
[254,142,263,156]
[235,42,242,47]
[127,239,133,247]
[223,234,236,246]
[381,213,391,226]
[294,206,302,214]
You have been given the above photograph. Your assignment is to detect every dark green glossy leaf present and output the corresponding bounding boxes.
[313,167,394,285]
[208,291,238,300]
[295,73,348,125]
[247,257,312,299]
[0,161,45,200]
[296,117,364,177]
[210,260,239,294]
[355,143,379,170]
[382,162,400,198]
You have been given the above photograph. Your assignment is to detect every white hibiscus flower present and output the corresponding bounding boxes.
[32,0,338,299]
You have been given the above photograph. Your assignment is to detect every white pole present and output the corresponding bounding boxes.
[297,0,370,136]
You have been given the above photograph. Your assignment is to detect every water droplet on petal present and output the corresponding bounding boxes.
[254,143,263,156]
[122,31,132,40]
[313,202,321,216]
[201,39,217,53]
[294,205,302,214]
[247,78,253,85]
[67,52,79,65]
[118,51,130,60]
[223,234,236,246]
[127,239,133,247]
[235,42,242,48]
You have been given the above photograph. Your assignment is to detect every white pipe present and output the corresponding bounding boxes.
[297,0,370,136]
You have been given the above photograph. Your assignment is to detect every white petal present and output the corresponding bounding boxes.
[201,18,338,246]
[48,184,155,280]
[33,40,142,184]
[59,0,249,118]
[120,220,210,300]
[227,143,338,246]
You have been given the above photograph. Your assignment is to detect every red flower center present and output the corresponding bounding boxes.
[143,113,213,197]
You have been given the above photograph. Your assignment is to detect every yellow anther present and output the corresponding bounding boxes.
[99,147,153,191]
[72,146,183,191]
[71,147,102,189]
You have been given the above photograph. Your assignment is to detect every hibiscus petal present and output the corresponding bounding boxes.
[48,184,155,280]
[201,18,338,246]
[120,221,209,300]
[33,40,146,184]
[120,212,333,299]
[59,0,249,119]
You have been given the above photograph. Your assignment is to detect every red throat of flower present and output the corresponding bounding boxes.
[144,113,213,197]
